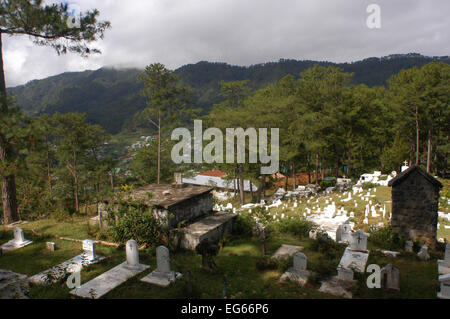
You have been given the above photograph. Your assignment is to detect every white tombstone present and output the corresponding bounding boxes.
[140,245,181,287]
[14,227,25,244]
[293,252,307,271]
[438,274,450,299]
[349,212,355,218]
[339,221,353,244]
[156,245,171,273]
[126,239,140,268]
[417,245,430,261]
[309,229,317,240]
[363,218,369,225]
[337,267,354,281]
[350,230,369,251]
[82,239,97,262]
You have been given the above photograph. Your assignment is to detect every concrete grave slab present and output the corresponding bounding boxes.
[29,254,105,285]
[271,244,303,260]
[338,247,369,273]
[70,261,150,299]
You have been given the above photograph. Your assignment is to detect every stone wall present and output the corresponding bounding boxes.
[155,192,213,228]
[390,169,439,247]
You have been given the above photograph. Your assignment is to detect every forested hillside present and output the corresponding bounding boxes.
[7,53,449,134]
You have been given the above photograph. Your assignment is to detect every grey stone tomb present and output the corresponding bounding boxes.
[141,245,182,287]
[381,263,400,291]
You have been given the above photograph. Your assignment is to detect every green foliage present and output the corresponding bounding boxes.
[310,232,345,259]
[106,199,168,245]
[368,225,404,250]
[268,217,314,238]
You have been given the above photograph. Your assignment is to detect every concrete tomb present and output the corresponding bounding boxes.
[70,239,149,299]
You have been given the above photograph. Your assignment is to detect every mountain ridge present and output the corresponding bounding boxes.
[7,53,450,134]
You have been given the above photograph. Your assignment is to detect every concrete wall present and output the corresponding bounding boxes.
[155,192,213,228]
[390,169,439,247]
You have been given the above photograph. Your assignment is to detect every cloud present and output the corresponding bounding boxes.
[3,0,449,87]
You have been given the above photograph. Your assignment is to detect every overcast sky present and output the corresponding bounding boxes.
[3,0,449,87]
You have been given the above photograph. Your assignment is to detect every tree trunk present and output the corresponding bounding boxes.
[0,32,19,224]
[415,105,419,165]
[157,110,161,184]
[426,128,432,173]
[292,161,296,190]
[315,152,319,185]
[45,135,52,196]
[239,164,244,205]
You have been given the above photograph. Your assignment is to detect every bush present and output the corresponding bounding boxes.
[310,231,345,259]
[269,217,314,238]
[106,199,168,245]
[368,225,404,250]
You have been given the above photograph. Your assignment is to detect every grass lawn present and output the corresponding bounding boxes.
[0,184,447,299]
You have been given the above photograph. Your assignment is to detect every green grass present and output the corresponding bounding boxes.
[1,183,448,299]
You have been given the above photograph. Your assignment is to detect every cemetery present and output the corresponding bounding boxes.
[0,164,448,299]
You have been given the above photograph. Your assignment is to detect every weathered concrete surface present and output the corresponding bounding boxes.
[0,269,29,299]
[319,276,356,299]
[279,269,312,287]
[338,247,369,273]
[29,254,105,285]
[176,211,236,250]
[141,270,182,287]
[70,261,149,299]
[271,244,303,260]
[1,239,32,252]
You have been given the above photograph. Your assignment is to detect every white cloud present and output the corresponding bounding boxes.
[3,0,449,87]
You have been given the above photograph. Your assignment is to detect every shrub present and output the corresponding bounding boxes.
[368,225,404,250]
[269,217,314,238]
[310,231,345,259]
[106,199,168,245]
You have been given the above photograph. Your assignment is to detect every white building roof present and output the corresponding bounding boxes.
[182,175,257,192]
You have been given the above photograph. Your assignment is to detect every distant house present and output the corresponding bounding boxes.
[388,165,443,247]
[182,169,257,192]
